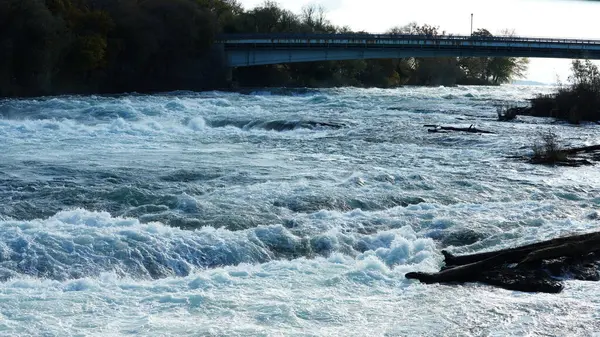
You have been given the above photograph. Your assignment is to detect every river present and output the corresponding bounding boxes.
[1,86,599,336]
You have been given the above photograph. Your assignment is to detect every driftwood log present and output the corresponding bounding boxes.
[563,144,600,155]
[406,232,600,293]
[424,125,494,134]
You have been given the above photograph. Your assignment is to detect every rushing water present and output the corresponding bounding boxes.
[1,86,599,336]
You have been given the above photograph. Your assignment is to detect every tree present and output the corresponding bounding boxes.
[0,0,69,96]
[488,29,529,84]
[459,29,492,82]
[301,4,327,31]
[487,57,529,84]
[64,9,114,74]
[530,59,600,123]
[389,23,461,86]
[0,1,536,97]
[569,59,600,90]
[387,22,445,37]
[457,28,529,85]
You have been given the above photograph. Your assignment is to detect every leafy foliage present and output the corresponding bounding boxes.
[458,29,528,85]
[0,0,530,97]
[531,60,600,123]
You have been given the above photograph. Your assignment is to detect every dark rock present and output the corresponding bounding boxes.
[440,229,486,247]
[479,268,564,293]
[497,106,529,121]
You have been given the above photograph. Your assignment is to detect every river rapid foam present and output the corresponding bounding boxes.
[1,86,599,335]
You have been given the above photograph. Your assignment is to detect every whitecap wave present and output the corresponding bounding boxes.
[0,209,441,281]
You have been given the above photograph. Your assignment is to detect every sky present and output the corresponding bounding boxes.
[238,0,600,84]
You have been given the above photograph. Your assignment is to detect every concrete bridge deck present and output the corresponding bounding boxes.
[218,33,600,67]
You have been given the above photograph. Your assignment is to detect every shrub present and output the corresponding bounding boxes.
[531,130,567,164]
[530,60,600,123]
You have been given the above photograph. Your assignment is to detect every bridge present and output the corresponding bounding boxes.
[218,33,600,67]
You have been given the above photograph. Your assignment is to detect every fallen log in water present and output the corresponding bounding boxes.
[424,125,494,134]
[406,231,600,293]
[442,231,600,266]
[563,144,600,155]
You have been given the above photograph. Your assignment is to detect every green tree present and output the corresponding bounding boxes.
[65,9,114,75]
[569,59,600,90]
[196,0,242,32]
[458,29,529,85]
[235,1,301,33]
[391,23,462,86]
[458,29,492,83]
[0,0,536,97]
[531,59,600,123]
[0,0,69,96]
[103,0,217,92]
[487,57,529,84]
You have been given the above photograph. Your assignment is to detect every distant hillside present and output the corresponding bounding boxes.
[511,80,549,86]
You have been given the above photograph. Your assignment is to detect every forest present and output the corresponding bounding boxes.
[0,0,529,97]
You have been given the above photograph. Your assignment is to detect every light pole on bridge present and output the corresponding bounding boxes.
[471,13,473,35]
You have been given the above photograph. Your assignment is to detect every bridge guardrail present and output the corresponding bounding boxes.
[217,33,600,45]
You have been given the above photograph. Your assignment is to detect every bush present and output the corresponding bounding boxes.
[530,60,600,123]
[531,130,567,164]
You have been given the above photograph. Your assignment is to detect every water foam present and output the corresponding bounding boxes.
[1,86,599,335]
[0,209,441,281]
[0,254,597,336]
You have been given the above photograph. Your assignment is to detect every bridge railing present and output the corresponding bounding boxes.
[218,33,600,45]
